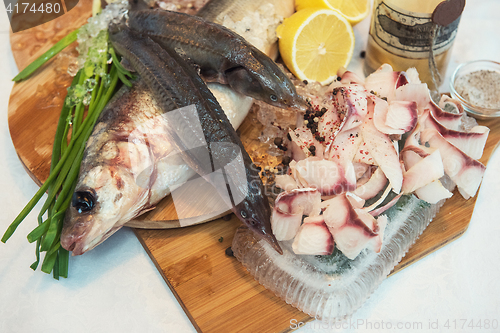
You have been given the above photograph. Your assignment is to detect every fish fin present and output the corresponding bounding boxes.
[129,0,153,11]
[138,206,156,216]
[172,47,202,75]
[120,58,136,73]
[200,70,228,85]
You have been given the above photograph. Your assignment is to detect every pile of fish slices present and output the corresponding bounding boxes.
[61,2,305,256]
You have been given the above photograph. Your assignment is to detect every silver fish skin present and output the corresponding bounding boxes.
[127,9,306,111]
[61,79,194,255]
[108,28,282,254]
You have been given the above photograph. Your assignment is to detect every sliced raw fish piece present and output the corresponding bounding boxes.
[438,94,464,115]
[353,142,377,165]
[322,194,351,230]
[326,203,380,260]
[405,67,421,83]
[353,167,388,200]
[345,192,365,209]
[401,148,430,170]
[430,95,463,131]
[337,68,365,85]
[274,188,322,216]
[402,150,444,194]
[420,128,486,198]
[332,85,369,132]
[402,122,434,159]
[394,83,431,112]
[443,126,489,160]
[367,189,402,217]
[372,96,418,134]
[274,174,299,192]
[368,214,387,253]
[353,162,373,185]
[292,219,334,255]
[289,126,324,159]
[271,206,303,241]
[384,101,418,133]
[365,69,401,100]
[327,127,362,165]
[293,157,355,196]
[414,180,453,204]
[422,109,489,160]
[361,109,403,193]
[318,106,343,149]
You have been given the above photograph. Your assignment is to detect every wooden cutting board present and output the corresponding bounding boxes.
[8,3,500,332]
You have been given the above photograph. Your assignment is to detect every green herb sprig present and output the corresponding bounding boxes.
[12,29,79,82]
[2,26,134,279]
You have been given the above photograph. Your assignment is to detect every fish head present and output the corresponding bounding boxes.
[263,72,308,112]
[226,66,307,112]
[233,184,283,255]
[61,164,150,255]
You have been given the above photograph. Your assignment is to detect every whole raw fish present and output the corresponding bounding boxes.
[60,81,249,254]
[60,79,191,254]
[127,9,306,110]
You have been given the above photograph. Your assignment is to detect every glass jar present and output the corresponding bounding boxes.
[364,0,464,93]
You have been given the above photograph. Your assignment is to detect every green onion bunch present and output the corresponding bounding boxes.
[2,21,134,278]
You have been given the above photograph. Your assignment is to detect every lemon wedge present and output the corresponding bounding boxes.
[295,0,370,25]
[276,8,354,85]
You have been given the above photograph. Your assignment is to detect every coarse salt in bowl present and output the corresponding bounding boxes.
[450,60,500,119]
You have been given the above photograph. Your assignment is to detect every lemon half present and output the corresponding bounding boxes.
[295,0,370,25]
[277,8,355,85]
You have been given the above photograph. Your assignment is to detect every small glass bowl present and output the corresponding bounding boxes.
[450,60,500,119]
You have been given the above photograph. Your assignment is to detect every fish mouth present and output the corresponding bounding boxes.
[261,231,283,255]
[61,222,119,256]
[291,96,308,112]
[246,217,283,255]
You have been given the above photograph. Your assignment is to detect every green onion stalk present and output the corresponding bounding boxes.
[2,19,134,279]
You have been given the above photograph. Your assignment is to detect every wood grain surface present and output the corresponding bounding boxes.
[8,4,500,333]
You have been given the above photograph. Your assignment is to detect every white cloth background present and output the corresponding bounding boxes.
[1,1,499,332]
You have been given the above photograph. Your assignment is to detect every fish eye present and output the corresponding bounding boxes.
[240,210,248,219]
[270,94,278,102]
[72,191,96,213]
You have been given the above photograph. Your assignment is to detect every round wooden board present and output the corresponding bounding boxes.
[7,1,247,229]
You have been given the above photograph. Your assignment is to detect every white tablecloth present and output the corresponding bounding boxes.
[1,1,499,332]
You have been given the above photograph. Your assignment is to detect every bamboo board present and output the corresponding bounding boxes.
[8,3,500,332]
